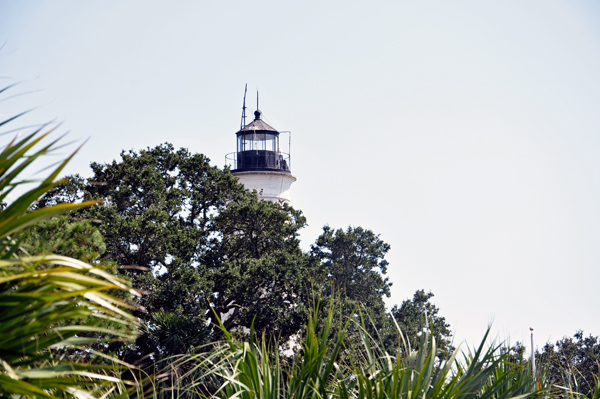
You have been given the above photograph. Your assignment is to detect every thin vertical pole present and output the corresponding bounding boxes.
[241,84,247,130]
[531,328,536,378]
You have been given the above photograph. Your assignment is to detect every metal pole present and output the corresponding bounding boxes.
[241,84,247,130]
[530,328,536,377]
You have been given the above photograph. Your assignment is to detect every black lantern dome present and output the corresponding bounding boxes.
[232,110,291,173]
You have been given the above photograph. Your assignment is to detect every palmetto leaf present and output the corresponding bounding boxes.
[0,93,141,398]
[157,302,549,399]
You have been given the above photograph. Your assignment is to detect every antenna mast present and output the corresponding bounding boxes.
[530,328,536,378]
[257,90,259,111]
[240,84,248,129]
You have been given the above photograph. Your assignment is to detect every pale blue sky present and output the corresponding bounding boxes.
[2,1,600,349]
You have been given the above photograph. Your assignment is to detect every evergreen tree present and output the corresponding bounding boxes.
[40,143,453,362]
[40,144,310,359]
[390,290,453,354]
[538,331,600,397]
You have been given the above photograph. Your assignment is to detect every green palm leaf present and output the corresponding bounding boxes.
[0,93,141,398]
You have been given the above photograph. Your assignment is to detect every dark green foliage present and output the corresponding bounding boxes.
[538,331,600,397]
[39,143,454,364]
[142,310,212,356]
[23,217,106,260]
[40,143,312,359]
[35,174,86,209]
[389,289,453,354]
[310,225,391,310]
[83,144,244,270]
[308,225,394,351]
[210,194,309,337]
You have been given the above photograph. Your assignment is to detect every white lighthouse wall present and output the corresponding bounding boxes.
[233,171,296,202]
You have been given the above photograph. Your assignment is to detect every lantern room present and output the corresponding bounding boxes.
[227,110,291,173]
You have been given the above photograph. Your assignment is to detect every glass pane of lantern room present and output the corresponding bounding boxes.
[264,134,272,150]
[240,135,253,151]
[269,134,279,152]
[253,134,265,150]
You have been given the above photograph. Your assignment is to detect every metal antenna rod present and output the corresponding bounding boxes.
[530,328,536,378]
[257,90,259,111]
[240,84,247,130]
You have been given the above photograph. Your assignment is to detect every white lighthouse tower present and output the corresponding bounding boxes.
[225,101,296,202]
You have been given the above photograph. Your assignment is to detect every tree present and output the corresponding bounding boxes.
[308,227,454,358]
[41,143,311,359]
[83,144,244,270]
[389,290,453,354]
[310,225,391,310]
[210,195,310,338]
[308,225,393,348]
[23,217,106,260]
[538,331,600,397]
[40,144,455,362]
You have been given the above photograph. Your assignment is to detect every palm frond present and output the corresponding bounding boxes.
[0,99,141,398]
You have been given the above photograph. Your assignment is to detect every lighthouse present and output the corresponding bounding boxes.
[225,100,296,202]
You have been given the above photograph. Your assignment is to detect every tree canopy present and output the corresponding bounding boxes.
[389,290,453,354]
[310,225,392,310]
[23,217,106,260]
[41,144,313,358]
[538,331,600,397]
[39,143,452,362]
